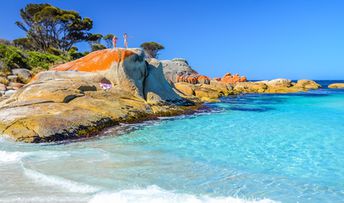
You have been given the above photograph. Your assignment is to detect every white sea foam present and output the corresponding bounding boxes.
[0,150,71,164]
[0,196,89,203]
[0,151,28,163]
[89,185,278,203]
[23,167,100,193]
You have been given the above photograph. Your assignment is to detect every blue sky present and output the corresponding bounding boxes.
[0,0,343,79]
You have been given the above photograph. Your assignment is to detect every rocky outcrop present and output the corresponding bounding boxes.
[174,80,233,102]
[160,58,196,83]
[160,58,210,85]
[176,73,211,85]
[328,83,344,89]
[174,82,223,102]
[0,47,324,142]
[266,78,292,87]
[11,68,32,83]
[233,82,268,93]
[0,48,196,143]
[174,79,321,101]
[0,68,31,97]
[221,73,247,84]
[294,79,321,89]
[143,58,188,107]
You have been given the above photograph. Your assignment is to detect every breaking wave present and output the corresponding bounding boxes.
[89,185,278,203]
[23,167,101,193]
[0,151,28,163]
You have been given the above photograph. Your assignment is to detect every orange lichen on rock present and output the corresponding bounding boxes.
[197,75,211,84]
[176,73,210,84]
[52,49,135,72]
[239,76,247,82]
[221,72,247,84]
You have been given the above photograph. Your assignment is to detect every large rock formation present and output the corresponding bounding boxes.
[0,49,196,143]
[161,58,210,85]
[0,48,324,143]
[160,58,195,83]
[174,79,321,100]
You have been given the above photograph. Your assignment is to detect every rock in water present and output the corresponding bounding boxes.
[234,82,268,93]
[0,48,194,143]
[328,83,344,89]
[266,78,292,87]
[294,80,321,89]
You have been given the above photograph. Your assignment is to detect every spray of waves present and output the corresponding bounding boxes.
[23,166,101,193]
[89,185,278,203]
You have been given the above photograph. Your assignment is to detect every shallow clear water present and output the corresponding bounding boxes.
[0,81,343,203]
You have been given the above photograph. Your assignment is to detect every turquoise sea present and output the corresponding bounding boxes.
[0,80,343,203]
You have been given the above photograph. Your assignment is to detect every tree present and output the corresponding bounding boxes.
[103,34,114,48]
[87,33,103,46]
[140,42,164,58]
[15,3,93,52]
[13,38,35,50]
[0,39,13,46]
[91,43,106,52]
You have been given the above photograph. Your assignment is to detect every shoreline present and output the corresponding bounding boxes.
[0,85,343,203]
[0,48,334,143]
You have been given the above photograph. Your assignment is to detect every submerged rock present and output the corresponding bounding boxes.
[328,83,344,89]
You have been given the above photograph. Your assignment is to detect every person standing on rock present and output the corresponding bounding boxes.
[123,33,128,48]
[112,35,118,49]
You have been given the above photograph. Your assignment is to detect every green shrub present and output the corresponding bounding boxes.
[0,44,28,71]
[27,51,64,70]
[0,44,81,76]
[91,43,106,52]
[68,47,85,60]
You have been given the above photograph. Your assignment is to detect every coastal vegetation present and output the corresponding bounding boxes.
[15,3,93,52]
[0,3,157,76]
[140,42,165,58]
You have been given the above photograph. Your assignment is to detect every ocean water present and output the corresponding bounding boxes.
[0,80,343,203]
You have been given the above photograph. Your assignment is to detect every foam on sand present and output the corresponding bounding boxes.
[89,185,278,203]
[0,151,28,163]
[23,167,101,193]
